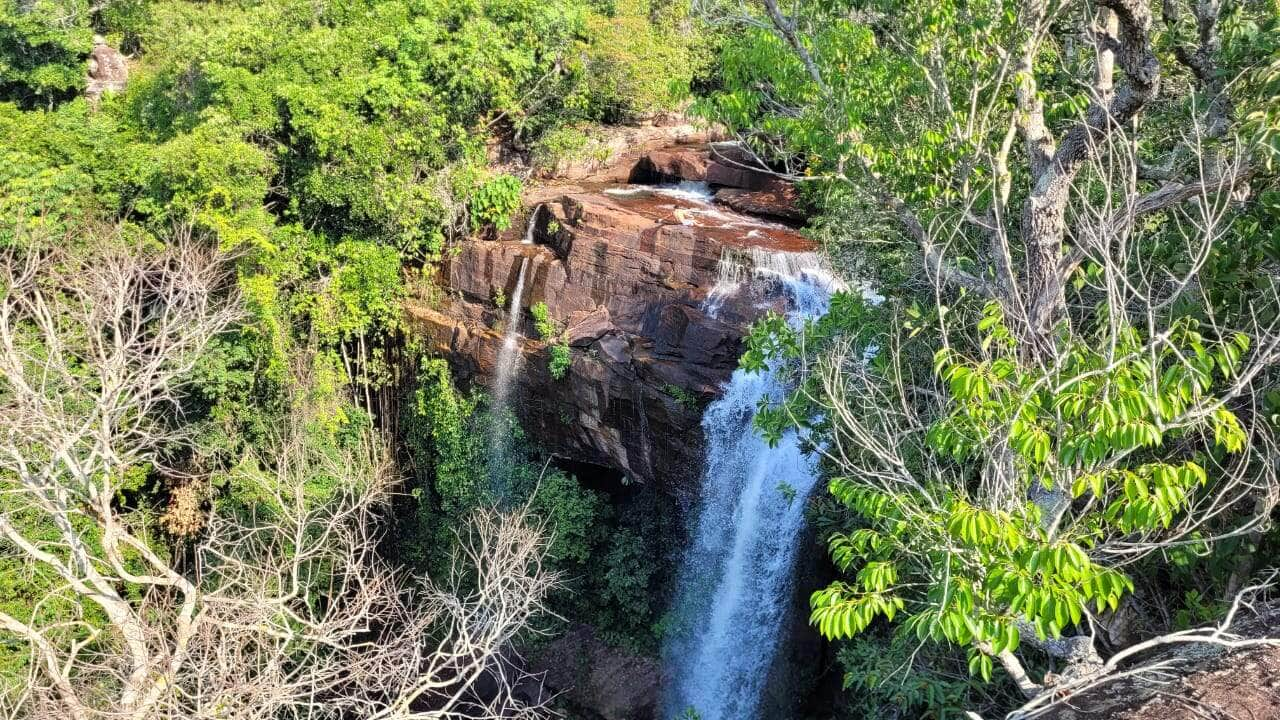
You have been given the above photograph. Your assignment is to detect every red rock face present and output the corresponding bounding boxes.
[406,146,815,497]
[629,146,710,183]
[714,186,805,223]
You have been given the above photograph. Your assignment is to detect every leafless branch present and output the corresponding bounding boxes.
[0,238,559,719]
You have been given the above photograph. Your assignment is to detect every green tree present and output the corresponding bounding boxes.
[708,0,1280,713]
[0,0,92,105]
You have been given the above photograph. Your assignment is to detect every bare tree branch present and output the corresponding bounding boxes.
[0,238,559,720]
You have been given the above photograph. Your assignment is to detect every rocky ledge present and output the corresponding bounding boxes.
[1037,604,1280,720]
[406,142,817,497]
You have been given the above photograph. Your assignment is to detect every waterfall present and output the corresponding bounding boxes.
[704,247,844,317]
[663,251,842,720]
[521,206,538,244]
[488,240,532,487]
[491,256,530,417]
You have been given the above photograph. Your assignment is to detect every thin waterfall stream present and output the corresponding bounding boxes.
[487,213,537,483]
[663,250,845,720]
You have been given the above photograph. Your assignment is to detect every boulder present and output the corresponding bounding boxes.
[702,142,787,191]
[705,161,778,192]
[629,147,709,183]
[537,121,722,182]
[86,36,127,102]
[714,186,805,223]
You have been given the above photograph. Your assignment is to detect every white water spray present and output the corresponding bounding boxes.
[663,251,842,720]
[488,215,537,479]
[521,206,538,244]
[491,256,530,417]
[703,247,846,317]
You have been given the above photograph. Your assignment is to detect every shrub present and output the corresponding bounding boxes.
[662,383,699,411]
[530,301,558,338]
[469,174,523,232]
[531,301,571,380]
[578,4,702,122]
[0,0,93,105]
[548,343,571,380]
[530,126,592,172]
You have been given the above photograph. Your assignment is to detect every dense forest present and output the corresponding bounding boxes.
[0,0,1278,718]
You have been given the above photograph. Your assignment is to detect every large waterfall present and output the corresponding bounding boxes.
[663,251,843,720]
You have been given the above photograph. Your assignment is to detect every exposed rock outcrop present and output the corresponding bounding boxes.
[714,186,804,223]
[86,36,127,102]
[704,140,793,192]
[1036,605,1280,720]
[629,146,709,184]
[406,148,815,497]
[407,145,823,720]
[535,122,721,182]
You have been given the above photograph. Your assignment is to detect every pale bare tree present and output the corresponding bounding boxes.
[0,235,559,719]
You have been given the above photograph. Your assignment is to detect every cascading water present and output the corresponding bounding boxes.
[703,247,842,317]
[488,214,537,483]
[521,206,539,244]
[663,250,844,720]
[490,256,529,420]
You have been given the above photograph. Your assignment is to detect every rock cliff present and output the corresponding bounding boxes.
[406,143,815,498]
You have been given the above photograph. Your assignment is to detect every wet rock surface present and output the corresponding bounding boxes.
[405,145,815,497]
[407,144,825,720]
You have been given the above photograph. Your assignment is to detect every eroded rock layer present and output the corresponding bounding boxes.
[406,147,814,496]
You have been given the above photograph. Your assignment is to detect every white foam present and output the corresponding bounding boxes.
[664,257,834,720]
[603,186,650,197]
[653,180,716,202]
